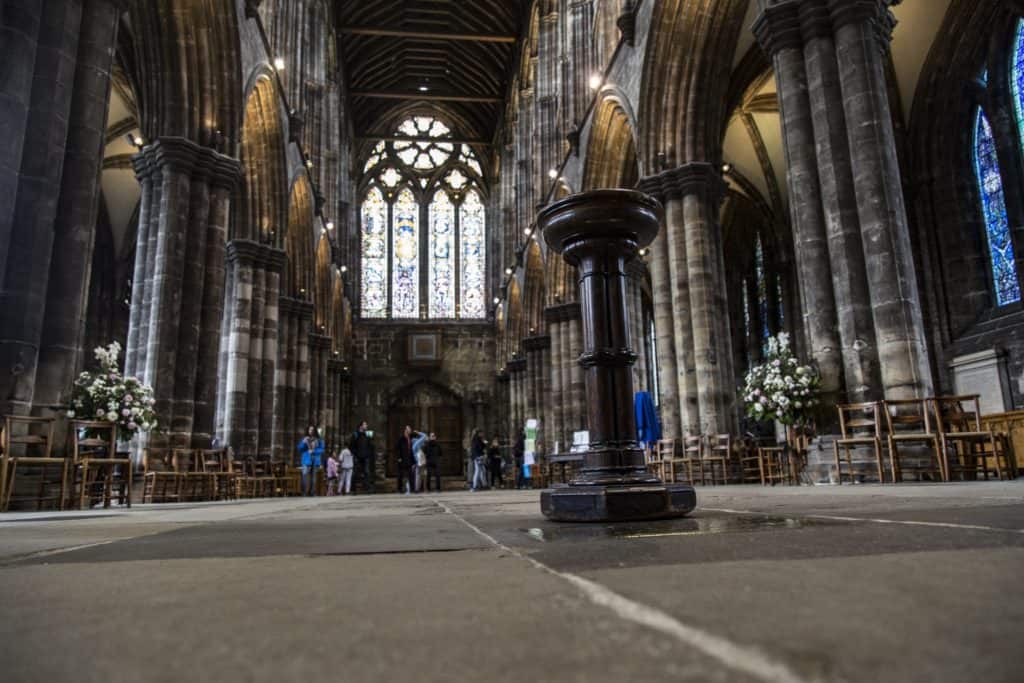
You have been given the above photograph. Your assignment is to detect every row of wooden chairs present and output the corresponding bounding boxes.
[1,416,130,511]
[141,448,302,503]
[646,435,736,485]
[835,395,1018,483]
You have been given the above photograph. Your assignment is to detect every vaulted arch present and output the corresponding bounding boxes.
[239,75,288,244]
[286,175,315,299]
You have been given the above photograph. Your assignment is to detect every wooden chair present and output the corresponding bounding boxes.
[230,455,258,499]
[199,449,234,500]
[882,399,942,482]
[736,437,764,484]
[141,448,180,503]
[756,445,787,485]
[931,395,1012,481]
[650,439,674,480]
[645,441,664,479]
[249,456,277,497]
[833,403,885,484]
[704,434,732,485]
[1,415,65,512]
[679,435,705,485]
[69,421,130,509]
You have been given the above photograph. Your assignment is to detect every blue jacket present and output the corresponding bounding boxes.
[298,437,324,467]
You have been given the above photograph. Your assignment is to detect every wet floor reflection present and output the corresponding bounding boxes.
[523,512,851,542]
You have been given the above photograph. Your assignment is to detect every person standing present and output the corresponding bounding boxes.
[513,431,526,489]
[395,425,417,495]
[411,429,428,493]
[424,432,443,492]
[326,449,340,496]
[339,444,354,495]
[470,429,487,491]
[298,425,324,497]
[487,437,503,489]
[349,421,376,494]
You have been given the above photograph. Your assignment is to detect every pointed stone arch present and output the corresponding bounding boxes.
[240,75,288,243]
[582,94,641,190]
[285,175,315,298]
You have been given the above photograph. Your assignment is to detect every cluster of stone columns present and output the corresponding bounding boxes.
[639,163,737,437]
[270,297,313,459]
[507,358,527,440]
[124,139,241,450]
[754,0,933,406]
[0,0,128,426]
[543,303,586,450]
[211,239,284,456]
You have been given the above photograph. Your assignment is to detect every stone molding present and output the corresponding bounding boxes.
[579,348,638,369]
[617,0,638,46]
[523,335,552,352]
[754,0,895,56]
[226,239,287,272]
[132,137,241,189]
[495,371,510,383]
[637,162,726,204]
[544,302,582,323]
[309,333,332,350]
[327,359,348,374]
[279,296,315,319]
[507,358,528,373]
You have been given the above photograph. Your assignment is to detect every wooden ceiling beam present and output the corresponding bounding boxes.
[350,90,503,103]
[340,26,517,43]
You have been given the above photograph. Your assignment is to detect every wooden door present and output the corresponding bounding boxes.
[428,406,463,476]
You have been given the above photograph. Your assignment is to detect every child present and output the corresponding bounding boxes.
[326,450,340,496]
[339,445,354,495]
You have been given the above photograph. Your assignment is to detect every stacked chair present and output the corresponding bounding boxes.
[68,420,131,509]
[0,416,64,511]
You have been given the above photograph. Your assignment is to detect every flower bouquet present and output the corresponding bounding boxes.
[68,342,158,441]
[741,332,821,427]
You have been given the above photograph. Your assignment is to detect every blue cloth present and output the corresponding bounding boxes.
[411,431,428,458]
[634,391,661,447]
[298,437,324,467]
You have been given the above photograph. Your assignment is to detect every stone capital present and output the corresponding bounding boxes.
[523,335,552,352]
[753,1,803,56]
[544,302,582,323]
[279,296,315,320]
[309,333,332,350]
[227,239,287,273]
[327,358,348,374]
[828,0,897,49]
[507,358,528,374]
[617,0,638,46]
[637,162,725,204]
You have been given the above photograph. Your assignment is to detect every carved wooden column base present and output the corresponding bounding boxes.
[538,190,695,522]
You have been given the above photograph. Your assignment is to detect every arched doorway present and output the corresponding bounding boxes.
[386,381,464,478]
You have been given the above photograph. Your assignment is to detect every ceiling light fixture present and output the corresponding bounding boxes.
[505,267,513,275]
[274,57,285,71]
[326,221,334,231]
[548,168,558,179]
[589,73,602,90]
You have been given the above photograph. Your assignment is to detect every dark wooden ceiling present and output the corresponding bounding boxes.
[336,0,530,147]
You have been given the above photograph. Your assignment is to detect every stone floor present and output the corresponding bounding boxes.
[1,481,1022,682]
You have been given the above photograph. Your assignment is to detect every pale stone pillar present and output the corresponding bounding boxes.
[830,0,932,398]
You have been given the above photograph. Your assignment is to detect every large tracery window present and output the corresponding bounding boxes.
[358,116,488,320]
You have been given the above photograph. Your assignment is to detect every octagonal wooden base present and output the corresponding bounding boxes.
[540,482,697,522]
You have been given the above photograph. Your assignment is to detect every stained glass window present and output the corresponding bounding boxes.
[1013,20,1024,151]
[776,280,785,328]
[429,190,456,318]
[460,189,487,319]
[360,187,388,318]
[742,281,751,341]
[392,188,420,318]
[755,234,770,345]
[974,109,1021,306]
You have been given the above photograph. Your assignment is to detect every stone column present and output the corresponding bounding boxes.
[545,308,565,450]
[34,0,126,422]
[568,313,586,432]
[663,195,700,434]
[525,335,551,443]
[642,209,681,439]
[0,0,83,415]
[830,0,932,398]
[539,189,695,521]
[754,3,845,406]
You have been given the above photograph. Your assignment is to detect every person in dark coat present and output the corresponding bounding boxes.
[394,425,419,495]
[487,437,503,489]
[513,431,526,489]
[349,421,376,493]
[424,432,443,492]
[470,429,487,491]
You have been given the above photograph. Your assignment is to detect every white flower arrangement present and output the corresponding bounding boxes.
[68,342,158,441]
[741,332,821,427]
